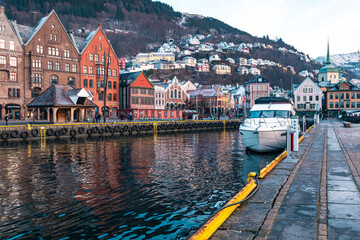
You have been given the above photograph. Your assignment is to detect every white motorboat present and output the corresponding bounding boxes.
[239,97,296,152]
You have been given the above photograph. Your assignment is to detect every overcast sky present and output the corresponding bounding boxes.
[157,0,360,59]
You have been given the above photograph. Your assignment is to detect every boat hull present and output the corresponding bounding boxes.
[240,128,287,152]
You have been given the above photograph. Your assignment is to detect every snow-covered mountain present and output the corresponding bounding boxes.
[316,52,360,77]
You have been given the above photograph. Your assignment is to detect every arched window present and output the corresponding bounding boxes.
[83,79,88,88]
[50,75,58,85]
[170,90,173,98]
[99,43,102,51]
[178,90,181,99]
[174,89,177,99]
[67,77,74,87]
[89,79,93,88]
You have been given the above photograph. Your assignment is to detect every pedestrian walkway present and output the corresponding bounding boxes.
[211,119,360,239]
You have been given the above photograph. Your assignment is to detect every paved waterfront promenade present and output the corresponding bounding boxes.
[212,119,360,239]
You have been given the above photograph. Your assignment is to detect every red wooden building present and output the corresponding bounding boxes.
[119,71,182,120]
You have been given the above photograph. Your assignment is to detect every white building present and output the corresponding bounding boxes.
[237,67,249,75]
[249,67,261,75]
[247,58,258,66]
[293,77,323,111]
[209,54,221,63]
[182,56,197,67]
[154,84,166,110]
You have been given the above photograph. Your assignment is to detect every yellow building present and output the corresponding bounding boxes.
[135,52,175,64]
[326,81,360,116]
[217,92,230,114]
[213,65,231,75]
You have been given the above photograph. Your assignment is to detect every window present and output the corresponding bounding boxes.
[65,63,70,72]
[54,34,57,42]
[56,48,59,56]
[108,81,112,89]
[309,96,313,101]
[113,82,116,89]
[357,102,360,108]
[48,47,51,55]
[52,47,55,55]
[99,93,104,101]
[329,102,334,108]
[0,39,5,48]
[351,102,355,108]
[89,79,93,88]
[10,41,15,51]
[297,104,301,109]
[303,96,306,101]
[48,61,53,70]
[346,102,350,108]
[89,67,93,74]
[10,57,17,66]
[102,55,105,63]
[0,55,5,64]
[83,79,88,87]
[335,93,339,99]
[357,93,360,99]
[64,49,70,58]
[99,43,102,51]
[329,93,333,99]
[113,69,116,77]
[108,68,111,76]
[132,88,138,94]
[316,96,319,101]
[140,89,146,94]
[95,54,99,62]
[31,88,40,98]
[351,93,355,99]
[89,54,93,62]
[50,34,53,41]
[83,65,87,74]
[297,96,300,101]
[10,72,17,82]
[309,87,313,93]
[108,93,112,101]
[72,64,77,72]
[113,94,117,101]
[50,75,58,85]
[170,90,173,98]
[303,87,307,93]
[335,102,339,108]
[178,91,181,99]
[346,93,350,99]
[67,77,74,87]
[341,93,344,99]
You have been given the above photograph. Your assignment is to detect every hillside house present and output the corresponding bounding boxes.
[183,56,197,67]
[249,67,261,75]
[213,65,231,75]
[195,63,210,72]
[237,67,249,75]
[209,54,221,63]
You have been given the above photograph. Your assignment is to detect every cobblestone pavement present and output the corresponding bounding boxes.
[211,118,360,240]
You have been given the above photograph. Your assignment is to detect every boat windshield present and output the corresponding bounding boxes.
[248,110,290,118]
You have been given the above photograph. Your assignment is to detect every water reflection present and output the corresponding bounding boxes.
[0,131,278,239]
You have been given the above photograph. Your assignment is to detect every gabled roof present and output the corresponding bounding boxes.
[245,75,269,84]
[119,71,153,88]
[27,85,97,107]
[294,77,322,92]
[14,10,80,53]
[72,26,119,59]
[327,81,360,92]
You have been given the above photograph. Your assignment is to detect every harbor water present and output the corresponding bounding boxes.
[0,130,279,239]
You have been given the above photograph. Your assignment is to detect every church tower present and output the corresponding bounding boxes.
[318,40,341,85]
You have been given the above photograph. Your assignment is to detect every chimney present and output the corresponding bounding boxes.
[32,12,37,27]
[0,6,5,14]
[81,27,85,38]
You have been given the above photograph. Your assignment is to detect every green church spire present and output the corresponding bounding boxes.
[326,39,331,65]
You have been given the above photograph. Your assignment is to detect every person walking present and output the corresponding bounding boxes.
[4,114,8,125]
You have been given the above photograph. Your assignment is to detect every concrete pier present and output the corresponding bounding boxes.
[211,119,360,239]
